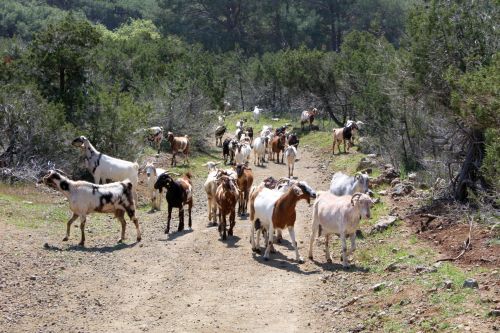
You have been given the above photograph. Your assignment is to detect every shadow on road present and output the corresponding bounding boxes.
[251,251,320,275]
[43,241,139,253]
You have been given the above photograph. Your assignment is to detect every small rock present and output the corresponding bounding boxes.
[385,263,406,272]
[443,279,453,289]
[391,248,399,253]
[408,172,417,181]
[414,265,427,273]
[390,178,401,187]
[463,278,479,289]
[372,283,386,292]
[378,190,388,196]
[488,309,500,317]
[29,276,37,281]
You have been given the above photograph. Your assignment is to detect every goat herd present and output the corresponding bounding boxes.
[39,108,371,267]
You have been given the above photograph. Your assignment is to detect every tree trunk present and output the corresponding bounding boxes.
[320,95,343,127]
[454,129,486,202]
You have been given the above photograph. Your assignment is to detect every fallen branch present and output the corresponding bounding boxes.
[436,217,473,262]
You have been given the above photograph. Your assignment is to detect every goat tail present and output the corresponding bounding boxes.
[184,171,193,180]
[133,162,140,175]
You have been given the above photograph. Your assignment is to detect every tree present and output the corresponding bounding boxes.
[28,14,101,122]
[407,0,499,200]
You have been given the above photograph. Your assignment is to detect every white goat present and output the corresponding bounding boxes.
[329,172,370,196]
[202,161,221,172]
[234,143,251,165]
[253,106,261,123]
[145,162,166,211]
[252,137,266,166]
[308,192,372,267]
[40,169,141,246]
[204,169,219,226]
[72,136,139,200]
[284,145,297,178]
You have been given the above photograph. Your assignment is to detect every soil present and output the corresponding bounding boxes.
[404,200,500,268]
[1,143,498,332]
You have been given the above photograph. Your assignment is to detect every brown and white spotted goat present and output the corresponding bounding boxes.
[40,170,141,246]
[167,131,190,166]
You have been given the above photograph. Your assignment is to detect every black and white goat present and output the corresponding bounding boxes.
[40,170,141,246]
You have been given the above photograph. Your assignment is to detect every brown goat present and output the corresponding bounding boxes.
[271,134,286,164]
[215,175,239,240]
[234,164,254,216]
[167,131,190,166]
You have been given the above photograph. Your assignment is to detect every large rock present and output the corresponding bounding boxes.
[357,157,377,171]
[391,183,414,197]
[370,216,398,234]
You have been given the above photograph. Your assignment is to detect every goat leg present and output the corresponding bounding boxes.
[325,234,332,263]
[63,213,79,241]
[133,217,141,242]
[78,216,86,247]
[222,214,227,240]
[165,205,172,234]
[117,214,126,243]
[187,204,192,230]
[228,210,235,236]
[178,208,185,232]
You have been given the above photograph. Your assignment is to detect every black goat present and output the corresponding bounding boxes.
[287,133,299,148]
[222,138,238,165]
[154,172,193,234]
[245,127,254,142]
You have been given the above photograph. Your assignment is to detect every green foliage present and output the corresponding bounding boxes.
[483,129,500,190]
[407,0,498,98]
[0,0,68,40]
[28,14,101,120]
[83,88,151,160]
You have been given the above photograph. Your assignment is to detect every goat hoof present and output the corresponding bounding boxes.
[298,257,304,264]
[78,242,85,247]
[327,258,332,263]
[228,230,233,236]
[137,237,142,242]
[308,255,313,260]
[62,237,68,242]
[164,229,169,234]
[252,248,261,253]
[117,239,123,244]
[263,257,269,261]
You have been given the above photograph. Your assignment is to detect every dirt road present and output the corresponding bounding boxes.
[1,148,335,333]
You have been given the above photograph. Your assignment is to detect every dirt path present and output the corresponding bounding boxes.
[1,148,335,333]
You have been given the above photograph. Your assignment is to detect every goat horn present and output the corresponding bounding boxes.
[55,169,69,177]
[351,192,362,205]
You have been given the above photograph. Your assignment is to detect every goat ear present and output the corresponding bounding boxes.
[292,186,303,196]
